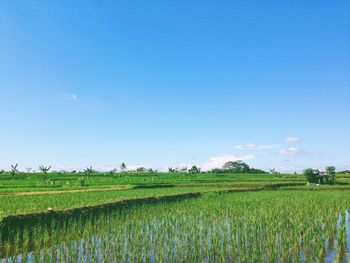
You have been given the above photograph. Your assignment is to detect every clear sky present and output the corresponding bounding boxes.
[1,1,349,172]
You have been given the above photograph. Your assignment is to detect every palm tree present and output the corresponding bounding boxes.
[10,163,19,177]
[83,166,95,175]
[120,163,127,172]
[168,167,176,173]
[39,165,52,180]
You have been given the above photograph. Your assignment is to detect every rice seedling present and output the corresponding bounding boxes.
[1,190,349,262]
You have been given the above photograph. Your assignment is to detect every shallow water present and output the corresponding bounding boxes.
[1,195,350,262]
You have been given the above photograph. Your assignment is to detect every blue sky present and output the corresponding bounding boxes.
[1,1,349,172]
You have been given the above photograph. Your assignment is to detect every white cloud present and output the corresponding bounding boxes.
[274,166,304,173]
[201,154,255,171]
[64,93,78,101]
[280,147,302,155]
[235,143,278,150]
[284,136,301,143]
[51,164,150,172]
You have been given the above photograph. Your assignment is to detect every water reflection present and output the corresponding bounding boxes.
[1,201,350,262]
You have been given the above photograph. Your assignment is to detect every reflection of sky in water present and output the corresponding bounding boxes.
[1,199,350,262]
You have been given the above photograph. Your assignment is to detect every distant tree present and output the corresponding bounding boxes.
[223,161,250,173]
[26,167,32,174]
[10,163,19,177]
[210,168,221,173]
[189,165,201,174]
[136,167,146,172]
[168,167,176,173]
[325,166,336,184]
[83,166,95,175]
[107,168,118,176]
[120,163,127,172]
[180,167,188,173]
[269,168,280,174]
[39,165,52,180]
[304,168,320,184]
[249,168,266,174]
[0,169,4,175]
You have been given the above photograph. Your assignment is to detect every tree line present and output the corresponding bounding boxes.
[0,162,341,186]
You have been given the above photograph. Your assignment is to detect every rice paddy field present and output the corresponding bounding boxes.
[1,172,350,262]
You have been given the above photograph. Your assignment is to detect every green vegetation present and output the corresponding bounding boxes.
[0,186,241,220]
[212,161,266,174]
[1,190,350,261]
[1,164,350,261]
[9,164,18,178]
[326,165,337,184]
[38,165,52,181]
[0,169,349,221]
[304,166,337,184]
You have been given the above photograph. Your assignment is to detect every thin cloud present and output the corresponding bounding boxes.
[235,143,278,150]
[201,154,255,171]
[64,92,78,101]
[274,166,304,173]
[284,136,301,143]
[280,147,302,156]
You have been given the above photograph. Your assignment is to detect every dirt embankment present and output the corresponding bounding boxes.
[0,186,129,196]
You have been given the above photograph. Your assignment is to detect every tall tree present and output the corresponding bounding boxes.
[10,164,19,177]
[120,163,127,172]
[303,168,320,184]
[39,165,52,181]
[223,161,250,173]
[326,166,336,184]
[189,165,201,174]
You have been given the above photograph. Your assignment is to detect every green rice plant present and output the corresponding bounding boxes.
[1,190,350,262]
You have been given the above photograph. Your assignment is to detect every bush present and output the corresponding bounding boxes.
[189,166,201,174]
[304,168,320,184]
[304,166,336,185]
[78,176,89,186]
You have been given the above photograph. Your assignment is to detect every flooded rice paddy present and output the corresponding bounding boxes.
[1,191,350,262]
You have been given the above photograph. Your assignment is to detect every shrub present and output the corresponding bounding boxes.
[304,168,320,184]
[78,176,89,186]
[189,166,201,174]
